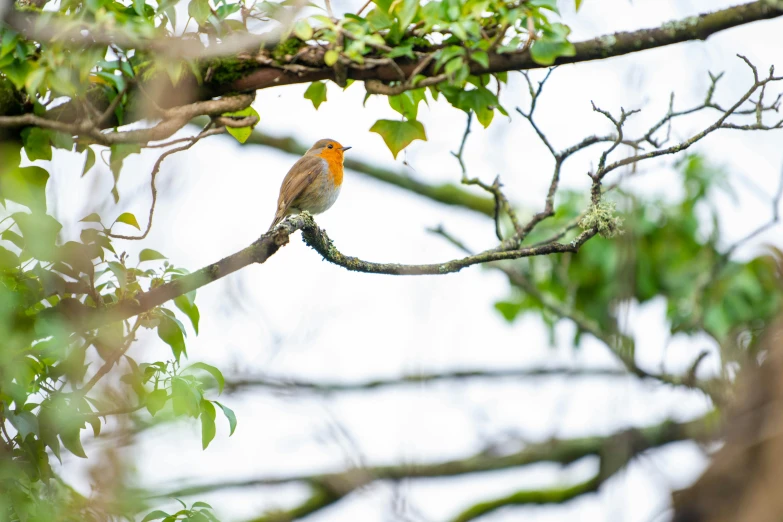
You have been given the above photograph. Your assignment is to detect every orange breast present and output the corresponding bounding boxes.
[318,150,344,187]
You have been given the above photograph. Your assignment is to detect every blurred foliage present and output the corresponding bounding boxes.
[0,134,233,518]
[496,154,782,365]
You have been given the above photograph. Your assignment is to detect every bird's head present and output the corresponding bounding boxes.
[308,138,352,159]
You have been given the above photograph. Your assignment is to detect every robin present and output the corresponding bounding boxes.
[267,138,351,231]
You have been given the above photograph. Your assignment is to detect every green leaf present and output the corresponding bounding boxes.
[200,400,216,449]
[366,7,394,30]
[114,212,140,230]
[25,66,46,96]
[370,119,427,159]
[0,246,19,270]
[304,81,327,109]
[394,0,418,31]
[21,127,52,162]
[13,212,62,261]
[324,49,340,66]
[81,148,95,177]
[107,261,127,291]
[388,89,426,120]
[215,401,237,436]
[0,165,49,213]
[4,60,31,90]
[530,23,575,66]
[0,30,18,58]
[529,0,560,13]
[86,414,101,438]
[171,377,201,417]
[138,249,166,263]
[59,241,94,277]
[2,230,23,249]
[146,389,168,416]
[158,315,187,362]
[38,406,61,462]
[224,106,260,144]
[434,46,466,72]
[142,510,171,522]
[530,39,576,66]
[59,426,87,458]
[575,0,583,10]
[185,362,223,394]
[494,301,522,322]
[7,410,39,439]
[174,293,200,334]
[50,132,74,151]
[462,87,503,127]
[80,213,102,223]
[188,0,211,24]
[109,144,141,203]
[293,19,313,40]
[470,50,489,69]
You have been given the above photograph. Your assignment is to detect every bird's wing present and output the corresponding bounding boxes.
[269,155,323,229]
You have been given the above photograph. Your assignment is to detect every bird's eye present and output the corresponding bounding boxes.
[328,144,334,149]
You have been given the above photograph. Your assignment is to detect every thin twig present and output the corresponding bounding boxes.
[356,0,372,15]
[722,163,783,260]
[107,124,217,241]
[79,319,142,396]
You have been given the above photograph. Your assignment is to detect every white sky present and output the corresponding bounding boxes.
[44,1,783,521]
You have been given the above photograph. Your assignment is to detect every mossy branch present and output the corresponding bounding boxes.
[41,213,597,334]
[161,414,716,522]
[17,2,783,134]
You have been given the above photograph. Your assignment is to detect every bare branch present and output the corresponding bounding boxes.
[107,124,219,241]
[517,69,557,158]
[225,366,631,394]
[597,56,783,180]
[722,162,783,259]
[453,113,524,240]
[161,414,714,500]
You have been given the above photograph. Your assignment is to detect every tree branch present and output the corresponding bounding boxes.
[107,124,220,241]
[161,414,715,503]
[495,264,728,403]
[43,214,312,331]
[300,221,598,275]
[246,485,340,522]
[221,2,783,95]
[224,366,631,394]
[21,2,783,133]
[0,93,255,146]
[45,214,597,333]
[450,474,602,522]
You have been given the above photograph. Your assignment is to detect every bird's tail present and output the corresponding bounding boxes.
[267,212,284,233]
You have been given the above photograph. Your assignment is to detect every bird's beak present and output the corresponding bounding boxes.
[339,146,352,151]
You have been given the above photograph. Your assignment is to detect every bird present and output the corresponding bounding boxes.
[267,138,351,232]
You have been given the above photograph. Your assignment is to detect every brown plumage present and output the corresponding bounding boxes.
[268,138,350,231]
